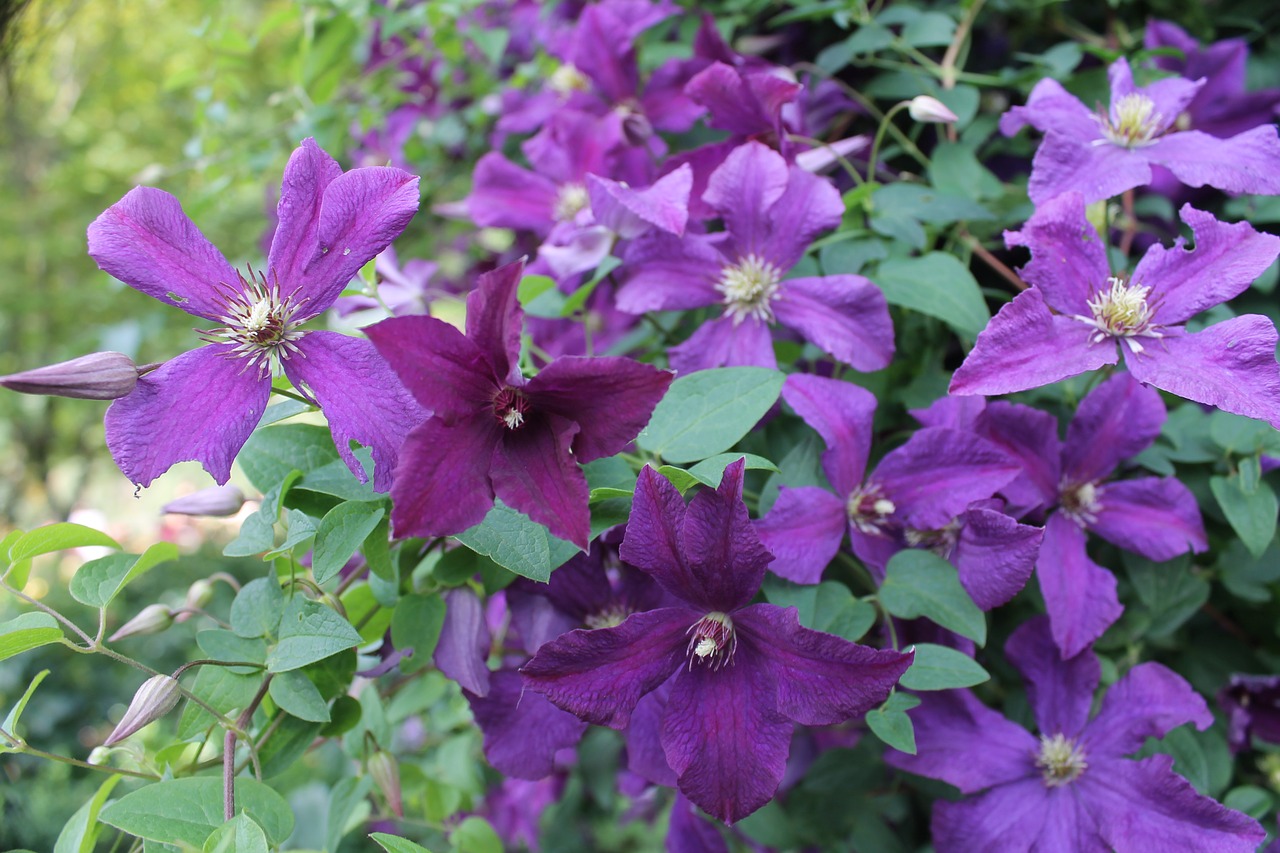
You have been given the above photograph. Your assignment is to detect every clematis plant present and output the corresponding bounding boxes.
[87,138,424,490]
[1001,56,1280,204]
[366,258,672,549]
[950,191,1280,428]
[521,459,913,823]
[888,617,1265,851]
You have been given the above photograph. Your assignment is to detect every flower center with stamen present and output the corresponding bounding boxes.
[493,387,530,430]
[1075,276,1161,353]
[200,268,307,378]
[1059,480,1103,527]
[549,63,591,95]
[847,483,897,535]
[1036,733,1088,787]
[585,604,631,630]
[554,183,590,221]
[1099,93,1162,148]
[686,612,736,670]
[904,519,961,559]
[716,254,784,324]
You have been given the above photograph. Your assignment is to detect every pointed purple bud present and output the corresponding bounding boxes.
[161,485,246,517]
[0,352,139,400]
[103,674,182,746]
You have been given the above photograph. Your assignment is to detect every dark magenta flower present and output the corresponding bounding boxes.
[366,259,672,549]
[617,141,894,374]
[1001,56,1280,203]
[888,617,1265,852]
[521,460,912,823]
[951,192,1280,428]
[1219,674,1280,753]
[87,138,424,489]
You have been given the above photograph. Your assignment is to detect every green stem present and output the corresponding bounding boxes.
[0,726,159,780]
[867,101,911,184]
[0,578,95,646]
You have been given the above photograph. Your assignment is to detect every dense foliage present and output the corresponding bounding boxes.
[4,0,1280,850]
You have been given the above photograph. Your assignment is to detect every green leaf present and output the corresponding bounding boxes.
[637,367,785,464]
[257,714,325,779]
[518,274,556,306]
[1219,539,1280,603]
[900,11,955,46]
[372,833,435,853]
[0,612,62,663]
[69,542,179,608]
[816,24,892,73]
[177,666,260,739]
[873,253,991,338]
[230,574,285,640]
[763,579,877,642]
[239,424,341,492]
[1209,411,1280,455]
[263,509,316,558]
[327,776,373,851]
[54,774,123,853]
[223,502,278,558]
[451,816,503,853]
[880,550,986,644]
[196,630,266,673]
[454,501,579,583]
[364,515,395,583]
[1224,785,1273,820]
[269,670,331,722]
[391,593,446,673]
[99,777,293,848]
[899,643,990,690]
[1123,553,1209,639]
[202,814,269,853]
[297,453,379,501]
[267,594,363,672]
[687,453,780,486]
[1211,474,1277,558]
[866,692,921,754]
[312,502,386,585]
[8,523,119,562]
[656,465,701,494]
[0,668,49,751]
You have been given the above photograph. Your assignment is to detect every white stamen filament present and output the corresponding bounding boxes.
[1073,276,1162,348]
[201,268,307,378]
[1036,733,1088,787]
[1097,93,1162,148]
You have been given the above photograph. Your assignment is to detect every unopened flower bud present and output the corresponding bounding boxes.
[0,352,138,400]
[907,95,958,124]
[162,485,245,517]
[367,750,403,817]
[184,579,215,610]
[109,604,173,642]
[104,674,182,746]
[88,746,111,765]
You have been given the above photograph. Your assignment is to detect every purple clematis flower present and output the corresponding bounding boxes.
[366,259,672,549]
[1144,21,1280,141]
[521,460,912,823]
[617,141,894,374]
[888,616,1265,852]
[87,138,424,489]
[950,192,1280,427]
[1001,56,1280,203]
[1219,674,1280,753]
[757,375,1029,609]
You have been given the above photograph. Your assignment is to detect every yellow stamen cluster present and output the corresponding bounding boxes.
[1077,276,1160,353]
[554,183,590,222]
[1099,93,1162,148]
[686,612,737,670]
[201,268,307,378]
[1036,733,1088,787]
[716,254,784,325]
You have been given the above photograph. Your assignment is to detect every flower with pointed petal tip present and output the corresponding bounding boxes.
[366,258,673,549]
[1002,56,1280,204]
[950,192,1280,428]
[521,460,912,823]
[617,142,894,374]
[888,616,1265,852]
[87,138,425,490]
